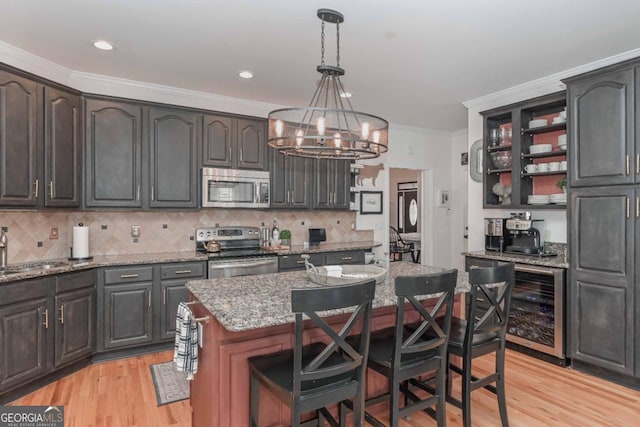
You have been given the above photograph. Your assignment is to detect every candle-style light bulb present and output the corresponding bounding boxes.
[361,122,370,139]
[333,133,341,148]
[317,117,326,136]
[372,130,380,143]
[275,119,284,137]
[295,129,304,146]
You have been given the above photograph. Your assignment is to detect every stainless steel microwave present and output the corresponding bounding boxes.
[201,168,270,208]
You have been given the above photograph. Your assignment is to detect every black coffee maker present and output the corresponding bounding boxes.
[484,218,510,252]
[504,212,543,255]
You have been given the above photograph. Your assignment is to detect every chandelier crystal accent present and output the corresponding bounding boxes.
[267,9,389,160]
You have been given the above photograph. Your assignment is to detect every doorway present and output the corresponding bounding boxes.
[389,168,423,263]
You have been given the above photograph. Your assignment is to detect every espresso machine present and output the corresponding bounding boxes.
[504,212,556,256]
[484,218,511,252]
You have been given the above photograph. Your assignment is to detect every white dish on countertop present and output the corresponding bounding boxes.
[529,118,548,129]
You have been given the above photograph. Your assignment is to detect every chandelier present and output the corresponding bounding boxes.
[267,9,389,160]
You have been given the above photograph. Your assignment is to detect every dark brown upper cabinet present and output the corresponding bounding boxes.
[149,107,199,208]
[269,148,312,209]
[84,98,144,208]
[313,159,351,210]
[202,115,267,171]
[0,69,39,207]
[44,86,81,207]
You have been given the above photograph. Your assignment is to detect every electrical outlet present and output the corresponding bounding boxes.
[131,226,141,238]
[49,227,59,240]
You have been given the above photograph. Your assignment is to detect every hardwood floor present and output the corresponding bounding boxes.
[10,349,640,426]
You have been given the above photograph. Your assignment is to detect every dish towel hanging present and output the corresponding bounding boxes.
[174,302,199,380]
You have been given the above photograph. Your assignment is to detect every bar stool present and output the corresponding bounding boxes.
[357,269,458,427]
[445,263,515,427]
[248,280,376,427]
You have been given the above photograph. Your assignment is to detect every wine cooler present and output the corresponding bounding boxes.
[508,264,565,358]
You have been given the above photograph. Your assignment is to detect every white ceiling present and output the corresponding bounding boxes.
[2,0,640,130]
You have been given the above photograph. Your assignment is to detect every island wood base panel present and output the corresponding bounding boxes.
[189,293,448,427]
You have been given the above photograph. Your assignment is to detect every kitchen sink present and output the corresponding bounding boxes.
[0,261,69,275]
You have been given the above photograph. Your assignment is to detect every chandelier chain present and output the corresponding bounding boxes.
[336,22,340,67]
[320,20,325,66]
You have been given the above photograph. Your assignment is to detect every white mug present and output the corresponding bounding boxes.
[525,164,538,173]
[560,160,567,170]
[538,163,549,172]
[548,162,560,171]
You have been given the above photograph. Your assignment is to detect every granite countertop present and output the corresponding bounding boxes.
[186,262,469,332]
[0,251,209,283]
[272,241,381,255]
[463,250,569,269]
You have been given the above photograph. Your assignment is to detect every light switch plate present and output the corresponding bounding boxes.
[131,226,141,238]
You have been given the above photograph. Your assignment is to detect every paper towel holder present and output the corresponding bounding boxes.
[69,222,94,261]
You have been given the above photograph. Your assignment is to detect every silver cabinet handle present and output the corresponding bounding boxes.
[626,155,630,175]
[163,289,166,305]
[627,197,631,219]
[59,305,64,324]
[296,260,306,264]
[137,185,140,201]
[148,290,152,308]
[42,308,49,329]
[34,179,39,197]
[49,181,54,198]
[637,154,640,174]
[637,197,639,219]
[151,185,154,201]
[174,270,192,274]
[120,274,139,279]
[341,256,353,260]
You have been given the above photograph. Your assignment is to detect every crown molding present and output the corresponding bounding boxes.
[463,47,640,112]
[0,41,72,85]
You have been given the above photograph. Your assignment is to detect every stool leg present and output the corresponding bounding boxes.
[496,347,509,427]
[250,374,259,427]
[436,358,446,426]
[390,376,399,427]
[353,386,365,427]
[445,353,453,401]
[461,356,472,427]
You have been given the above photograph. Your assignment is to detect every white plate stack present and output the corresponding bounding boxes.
[528,194,550,205]
[550,193,567,205]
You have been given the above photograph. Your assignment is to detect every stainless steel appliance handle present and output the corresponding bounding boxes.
[209,259,277,269]
[514,264,555,276]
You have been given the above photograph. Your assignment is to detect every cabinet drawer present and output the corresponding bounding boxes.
[103,266,153,285]
[160,262,204,279]
[465,257,499,271]
[0,277,50,305]
[56,269,96,293]
[325,250,365,265]
[279,253,323,271]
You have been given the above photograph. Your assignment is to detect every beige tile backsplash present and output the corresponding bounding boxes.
[0,209,372,264]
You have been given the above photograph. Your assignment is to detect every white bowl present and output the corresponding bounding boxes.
[529,119,548,129]
[529,144,553,154]
[552,117,566,124]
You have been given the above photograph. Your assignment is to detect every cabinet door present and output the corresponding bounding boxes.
[568,68,634,187]
[569,187,634,374]
[44,86,81,207]
[313,159,332,209]
[202,114,234,168]
[289,156,312,208]
[0,70,39,206]
[313,159,350,209]
[236,118,266,170]
[54,288,95,368]
[332,159,351,210]
[159,280,190,341]
[0,298,49,392]
[149,107,199,208]
[103,282,153,350]
[268,147,288,207]
[85,98,143,207]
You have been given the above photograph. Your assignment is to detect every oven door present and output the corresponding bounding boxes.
[208,257,278,278]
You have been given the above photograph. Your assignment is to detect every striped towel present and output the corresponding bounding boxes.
[173,302,198,380]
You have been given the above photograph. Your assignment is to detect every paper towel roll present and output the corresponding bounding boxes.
[72,225,89,259]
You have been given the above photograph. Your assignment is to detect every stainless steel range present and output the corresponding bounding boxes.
[195,226,278,278]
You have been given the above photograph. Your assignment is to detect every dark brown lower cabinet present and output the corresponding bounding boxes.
[159,280,190,340]
[0,270,95,396]
[570,186,636,377]
[102,282,154,350]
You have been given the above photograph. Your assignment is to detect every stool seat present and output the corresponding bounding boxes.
[447,317,500,350]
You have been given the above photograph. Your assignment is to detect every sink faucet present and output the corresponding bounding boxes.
[0,230,7,270]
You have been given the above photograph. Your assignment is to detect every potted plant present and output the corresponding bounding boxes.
[557,177,567,194]
[279,230,292,247]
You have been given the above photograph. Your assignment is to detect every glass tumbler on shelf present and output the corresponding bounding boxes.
[499,127,512,146]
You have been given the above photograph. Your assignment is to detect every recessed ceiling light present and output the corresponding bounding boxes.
[340,92,352,98]
[238,70,254,79]
[93,40,115,51]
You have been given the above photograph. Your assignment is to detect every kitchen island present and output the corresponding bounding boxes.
[186,262,470,427]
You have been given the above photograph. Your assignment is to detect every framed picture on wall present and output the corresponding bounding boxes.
[360,191,383,214]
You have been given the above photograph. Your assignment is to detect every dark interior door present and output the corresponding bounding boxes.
[403,190,418,233]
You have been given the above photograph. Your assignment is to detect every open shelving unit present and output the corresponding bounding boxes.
[481,91,567,209]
